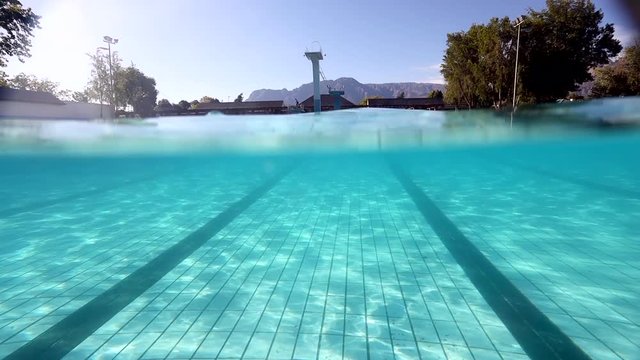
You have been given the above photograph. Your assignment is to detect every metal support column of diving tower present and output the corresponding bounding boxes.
[304,51,324,113]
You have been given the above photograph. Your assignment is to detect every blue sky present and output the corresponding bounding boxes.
[5,0,638,102]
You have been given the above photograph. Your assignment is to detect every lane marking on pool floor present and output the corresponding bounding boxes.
[5,164,296,360]
[388,161,591,360]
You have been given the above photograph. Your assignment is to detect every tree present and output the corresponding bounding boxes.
[8,72,59,93]
[441,17,516,108]
[200,96,219,103]
[114,66,158,117]
[0,1,40,69]
[178,100,190,110]
[190,99,200,109]
[427,89,444,99]
[86,50,122,106]
[396,91,405,99]
[157,98,171,106]
[441,0,622,106]
[592,41,640,97]
[519,0,622,102]
[234,93,243,102]
[71,90,89,102]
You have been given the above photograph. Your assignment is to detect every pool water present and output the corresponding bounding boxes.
[0,104,639,360]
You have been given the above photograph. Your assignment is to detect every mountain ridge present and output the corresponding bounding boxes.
[247,77,445,105]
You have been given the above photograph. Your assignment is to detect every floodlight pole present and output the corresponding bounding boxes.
[512,17,525,111]
[103,36,118,110]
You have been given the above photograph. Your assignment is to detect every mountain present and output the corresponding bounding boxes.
[247,77,445,105]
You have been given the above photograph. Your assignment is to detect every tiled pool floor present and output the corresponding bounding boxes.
[0,152,638,360]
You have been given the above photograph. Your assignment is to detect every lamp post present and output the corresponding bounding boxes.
[103,35,118,109]
[512,16,525,111]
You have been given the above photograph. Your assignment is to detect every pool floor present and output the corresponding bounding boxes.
[0,147,639,359]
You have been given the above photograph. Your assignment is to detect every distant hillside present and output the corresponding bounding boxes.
[248,77,445,105]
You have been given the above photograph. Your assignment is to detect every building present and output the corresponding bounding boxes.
[0,87,113,120]
[193,100,286,115]
[366,97,445,110]
[299,94,356,112]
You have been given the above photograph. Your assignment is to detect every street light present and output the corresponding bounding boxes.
[512,16,525,111]
[103,35,118,108]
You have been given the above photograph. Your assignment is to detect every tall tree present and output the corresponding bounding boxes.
[427,90,444,99]
[86,50,122,106]
[200,96,219,103]
[177,100,190,110]
[519,0,622,102]
[234,93,243,102]
[0,1,40,69]
[114,66,158,117]
[396,91,405,99]
[441,0,622,106]
[591,41,640,97]
[8,72,59,93]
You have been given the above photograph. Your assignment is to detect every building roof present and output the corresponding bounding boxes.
[367,97,444,107]
[195,100,284,111]
[0,87,65,105]
[300,94,355,107]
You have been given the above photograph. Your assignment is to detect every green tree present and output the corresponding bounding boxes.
[396,91,405,99]
[0,1,40,68]
[441,17,516,108]
[427,89,444,99]
[519,0,622,102]
[114,66,158,117]
[234,93,243,102]
[200,96,219,103]
[190,99,200,109]
[592,41,640,97]
[441,0,622,106]
[8,72,59,93]
[178,100,190,110]
[86,50,122,106]
[71,90,89,102]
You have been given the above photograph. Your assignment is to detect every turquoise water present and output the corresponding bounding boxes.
[0,100,639,359]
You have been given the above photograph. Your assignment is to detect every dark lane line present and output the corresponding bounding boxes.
[5,164,295,360]
[388,161,591,360]
[0,175,159,219]
[492,159,640,200]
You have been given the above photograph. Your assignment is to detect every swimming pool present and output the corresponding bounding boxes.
[0,101,639,359]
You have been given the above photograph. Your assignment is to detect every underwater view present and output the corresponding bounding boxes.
[1,99,639,359]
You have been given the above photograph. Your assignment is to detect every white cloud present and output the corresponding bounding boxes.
[413,63,442,72]
[424,77,446,85]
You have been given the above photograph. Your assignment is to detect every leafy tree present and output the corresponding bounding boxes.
[592,41,640,97]
[157,98,171,106]
[71,90,89,102]
[234,93,243,102]
[518,0,622,102]
[178,100,190,110]
[441,0,622,106]
[200,96,219,103]
[86,50,122,106]
[396,91,405,99]
[427,89,444,99]
[114,66,158,117]
[8,72,59,93]
[0,1,40,68]
[190,99,200,109]
[442,17,516,108]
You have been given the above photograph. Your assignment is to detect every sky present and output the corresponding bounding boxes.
[5,0,639,102]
